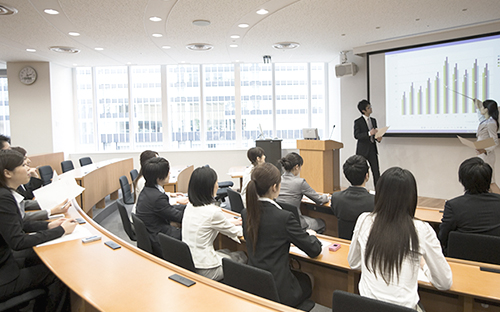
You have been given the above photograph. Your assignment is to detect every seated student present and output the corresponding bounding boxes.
[439,157,500,254]
[11,147,43,201]
[0,149,77,312]
[0,134,10,150]
[241,147,266,206]
[135,157,185,256]
[276,152,329,233]
[182,166,247,281]
[331,155,374,240]
[348,167,452,310]
[242,163,322,308]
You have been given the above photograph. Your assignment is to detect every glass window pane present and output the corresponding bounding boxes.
[311,63,326,138]
[75,67,94,149]
[131,65,162,150]
[203,64,235,149]
[240,64,273,147]
[0,77,9,136]
[167,65,201,149]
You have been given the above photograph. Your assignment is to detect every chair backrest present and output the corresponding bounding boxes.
[227,188,244,213]
[119,175,134,204]
[0,288,46,311]
[222,258,280,302]
[79,157,92,167]
[332,290,417,312]
[276,200,302,227]
[158,232,196,272]
[130,169,139,182]
[131,213,153,254]
[448,232,500,265]
[38,165,53,186]
[60,160,74,173]
[337,219,356,240]
[176,165,193,193]
[116,200,136,241]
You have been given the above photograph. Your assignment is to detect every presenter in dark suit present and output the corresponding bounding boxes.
[136,157,185,256]
[242,163,322,308]
[331,155,374,240]
[439,157,500,254]
[0,149,76,312]
[354,100,381,186]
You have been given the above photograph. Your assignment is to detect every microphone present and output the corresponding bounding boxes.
[329,125,336,139]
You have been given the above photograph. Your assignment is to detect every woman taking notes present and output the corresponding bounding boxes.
[242,163,321,308]
[348,167,452,311]
[182,166,246,281]
[0,150,77,312]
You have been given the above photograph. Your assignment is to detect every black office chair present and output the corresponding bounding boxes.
[119,175,134,205]
[131,213,154,255]
[0,288,46,312]
[79,157,93,167]
[38,165,53,186]
[227,188,244,213]
[158,232,196,272]
[448,232,500,265]
[222,258,315,311]
[60,160,74,173]
[130,169,139,182]
[276,200,303,228]
[332,290,417,312]
[116,199,136,241]
[337,219,356,240]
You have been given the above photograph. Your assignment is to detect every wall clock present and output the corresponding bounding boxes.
[19,66,37,85]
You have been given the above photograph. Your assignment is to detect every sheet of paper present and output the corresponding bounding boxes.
[33,176,85,211]
[290,239,330,257]
[37,224,92,247]
[457,135,495,149]
[375,126,389,138]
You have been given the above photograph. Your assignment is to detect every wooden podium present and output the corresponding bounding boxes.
[297,140,344,193]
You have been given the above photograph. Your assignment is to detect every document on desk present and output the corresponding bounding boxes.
[33,176,85,211]
[37,225,92,247]
[290,239,330,257]
[457,135,495,150]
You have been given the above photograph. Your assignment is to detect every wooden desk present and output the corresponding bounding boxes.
[59,158,133,217]
[163,165,193,193]
[29,152,65,175]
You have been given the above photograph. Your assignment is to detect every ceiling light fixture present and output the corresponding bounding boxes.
[152,33,163,37]
[192,20,210,26]
[149,16,162,22]
[238,23,249,28]
[49,46,80,54]
[43,8,59,15]
[68,32,80,36]
[256,9,268,15]
[26,48,36,52]
[162,45,171,49]
[230,35,240,39]
[272,42,300,50]
[0,4,17,15]
[94,47,104,51]
[186,43,213,51]
[230,44,238,48]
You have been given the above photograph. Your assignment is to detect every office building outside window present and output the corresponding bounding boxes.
[311,63,326,139]
[75,67,94,149]
[0,78,9,136]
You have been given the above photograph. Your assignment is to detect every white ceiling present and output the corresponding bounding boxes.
[0,0,499,68]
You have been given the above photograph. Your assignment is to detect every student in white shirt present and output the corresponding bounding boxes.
[241,147,265,206]
[348,167,452,311]
[182,166,246,281]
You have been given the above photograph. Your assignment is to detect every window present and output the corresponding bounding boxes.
[311,63,326,138]
[0,77,9,136]
[75,68,94,149]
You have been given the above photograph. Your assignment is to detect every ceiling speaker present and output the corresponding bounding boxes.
[335,62,358,78]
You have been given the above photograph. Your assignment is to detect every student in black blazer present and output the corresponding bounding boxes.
[439,157,500,254]
[135,157,185,256]
[242,163,322,308]
[354,100,382,186]
[0,149,76,312]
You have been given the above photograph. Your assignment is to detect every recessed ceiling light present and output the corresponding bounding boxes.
[94,47,104,51]
[127,62,131,65]
[238,23,249,28]
[152,33,163,38]
[68,32,80,36]
[149,16,162,22]
[256,9,268,15]
[49,46,81,54]
[181,61,186,64]
[26,48,36,53]
[73,64,78,66]
[230,35,240,39]
[186,43,213,51]
[272,42,300,50]
[235,60,240,63]
[193,20,210,26]
[162,45,171,49]
[0,4,18,15]
[43,8,59,15]
[230,44,238,48]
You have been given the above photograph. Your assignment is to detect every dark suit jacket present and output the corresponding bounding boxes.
[0,187,64,286]
[354,115,378,157]
[16,177,43,201]
[330,186,374,240]
[135,186,184,244]
[241,201,322,307]
[439,192,500,253]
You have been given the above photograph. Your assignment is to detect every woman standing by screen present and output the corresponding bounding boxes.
[475,99,500,194]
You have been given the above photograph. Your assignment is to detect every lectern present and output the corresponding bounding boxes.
[296,140,343,193]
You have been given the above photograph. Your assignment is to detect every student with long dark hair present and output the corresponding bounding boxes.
[348,167,452,310]
[182,166,246,281]
[133,150,158,204]
[277,152,328,233]
[241,147,265,205]
[0,149,76,312]
[242,163,321,308]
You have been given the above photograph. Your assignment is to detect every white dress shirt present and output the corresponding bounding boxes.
[240,164,254,207]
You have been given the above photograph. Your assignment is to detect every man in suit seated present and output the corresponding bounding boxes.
[439,157,500,254]
[330,155,374,240]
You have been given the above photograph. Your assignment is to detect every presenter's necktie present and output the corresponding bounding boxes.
[367,118,374,143]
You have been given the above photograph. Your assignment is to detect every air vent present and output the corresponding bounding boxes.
[0,4,18,15]
[49,46,81,54]
[186,43,213,51]
[272,42,300,50]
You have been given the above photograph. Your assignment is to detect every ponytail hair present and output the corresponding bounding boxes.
[246,163,281,252]
[278,152,303,172]
[483,100,499,131]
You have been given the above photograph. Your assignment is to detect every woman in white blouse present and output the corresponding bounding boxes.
[348,167,452,311]
[241,147,266,206]
[182,166,246,281]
